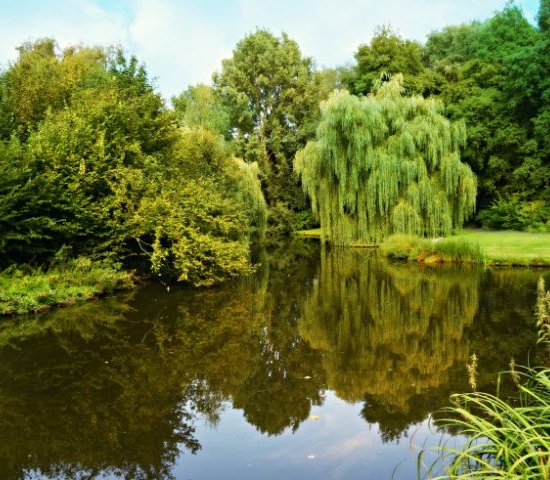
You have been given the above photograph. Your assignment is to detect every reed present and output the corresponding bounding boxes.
[419,280,550,479]
[380,234,487,264]
[420,367,550,479]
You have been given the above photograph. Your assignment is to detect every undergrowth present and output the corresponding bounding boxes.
[0,257,135,315]
[380,235,487,264]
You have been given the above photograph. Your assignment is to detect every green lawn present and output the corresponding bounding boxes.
[457,230,550,265]
[294,228,550,266]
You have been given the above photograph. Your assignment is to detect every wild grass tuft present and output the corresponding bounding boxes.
[537,277,550,346]
[419,281,550,479]
[0,257,135,316]
[420,367,550,479]
[380,234,487,264]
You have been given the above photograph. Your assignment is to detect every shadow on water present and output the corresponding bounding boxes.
[0,239,547,479]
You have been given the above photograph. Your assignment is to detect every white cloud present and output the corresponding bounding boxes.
[0,0,539,100]
[128,0,232,99]
[0,0,129,64]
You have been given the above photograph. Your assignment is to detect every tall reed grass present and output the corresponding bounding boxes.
[419,279,550,479]
[420,367,550,479]
[380,235,487,264]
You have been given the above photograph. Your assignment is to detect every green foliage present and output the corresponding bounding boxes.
[423,4,549,224]
[295,75,476,245]
[172,83,230,136]
[424,23,482,66]
[346,26,434,96]
[0,257,134,315]
[266,203,317,239]
[380,234,486,264]
[539,0,550,31]
[131,126,266,286]
[0,39,267,288]
[0,39,106,140]
[0,42,174,263]
[477,197,550,232]
[213,29,329,222]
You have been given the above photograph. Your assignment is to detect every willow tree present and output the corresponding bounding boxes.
[295,75,477,245]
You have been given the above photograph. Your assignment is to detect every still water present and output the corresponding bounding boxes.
[0,242,547,480]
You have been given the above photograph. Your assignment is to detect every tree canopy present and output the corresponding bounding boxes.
[338,3,550,231]
[0,39,266,285]
[295,75,477,245]
[213,30,330,233]
[0,0,549,290]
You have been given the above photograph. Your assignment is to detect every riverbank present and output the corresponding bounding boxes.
[294,229,550,266]
[0,258,136,316]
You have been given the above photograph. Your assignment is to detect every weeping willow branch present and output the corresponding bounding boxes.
[294,74,477,246]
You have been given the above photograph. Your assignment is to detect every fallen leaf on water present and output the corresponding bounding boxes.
[309,415,320,421]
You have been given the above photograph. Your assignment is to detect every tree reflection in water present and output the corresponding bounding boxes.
[0,242,544,478]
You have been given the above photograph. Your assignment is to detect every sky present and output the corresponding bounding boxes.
[0,0,540,100]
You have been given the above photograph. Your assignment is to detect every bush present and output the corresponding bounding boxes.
[0,258,135,315]
[477,197,550,232]
[267,203,317,239]
[380,234,486,264]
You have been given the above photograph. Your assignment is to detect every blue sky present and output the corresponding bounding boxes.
[0,0,540,100]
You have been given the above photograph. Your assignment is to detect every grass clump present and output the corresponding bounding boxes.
[421,367,550,479]
[0,257,135,316]
[380,235,487,264]
[420,281,550,479]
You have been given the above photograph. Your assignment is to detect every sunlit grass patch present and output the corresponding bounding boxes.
[0,257,135,315]
[380,234,487,264]
[457,230,550,266]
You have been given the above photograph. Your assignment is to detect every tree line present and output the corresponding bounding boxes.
[0,1,548,284]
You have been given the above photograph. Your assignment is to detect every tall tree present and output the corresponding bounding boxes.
[172,83,230,136]
[0,39,106,140]
[539,0,550,31]
[295,75,476,245]
[346,26,431,96]
[213,30,324,224]
[424,4,549,229]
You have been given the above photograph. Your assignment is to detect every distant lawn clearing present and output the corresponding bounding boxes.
[457,230,550,265]
[294,228,550,266]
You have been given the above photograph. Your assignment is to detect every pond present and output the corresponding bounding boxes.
[0,241,548,480]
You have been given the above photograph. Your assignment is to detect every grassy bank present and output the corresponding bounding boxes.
[380,234,487,264]
[0,258,135,316]
[456,230,550,266]
[295,229,550,266]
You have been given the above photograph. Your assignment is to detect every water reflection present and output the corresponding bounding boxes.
[0,243,546,479]
[298,249,480,441]
[0,296,201,480]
